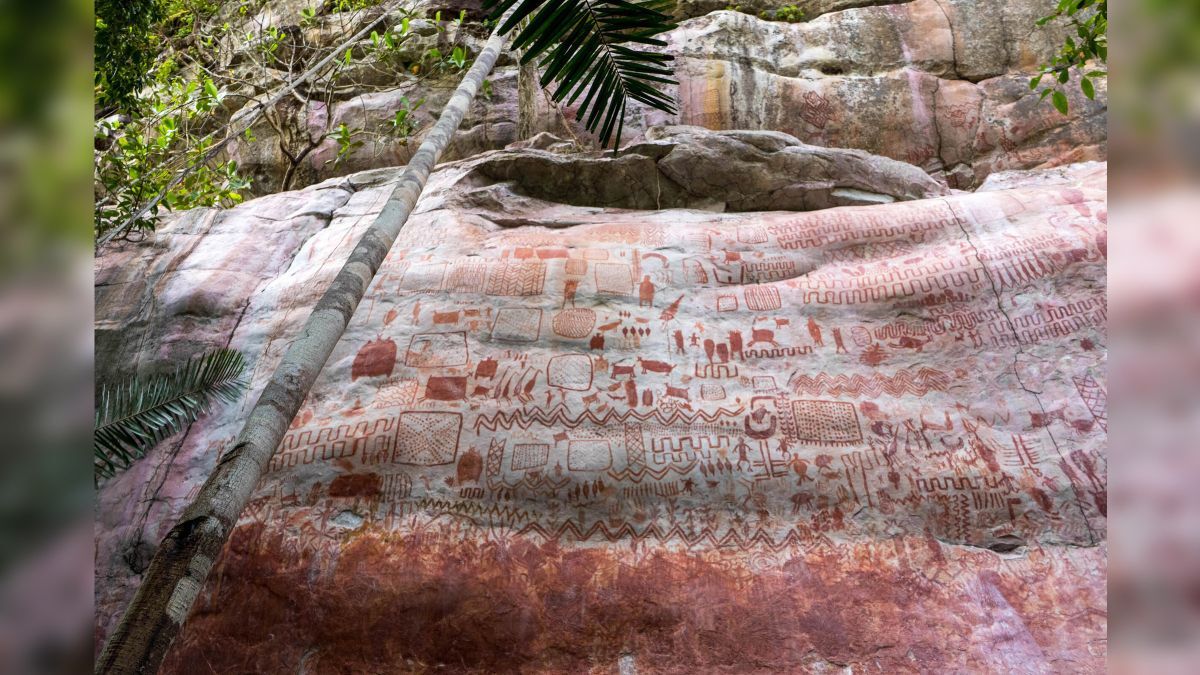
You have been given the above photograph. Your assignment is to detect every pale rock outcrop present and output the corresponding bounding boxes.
[95,130,1107,671]
[96,127,944,381]
[653,1,1106,187]
[204,0,1104,194]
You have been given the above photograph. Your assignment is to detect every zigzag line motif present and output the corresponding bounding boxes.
[473,404,746,432]
[786,367,952,398]
[515,520,833,553]
[606,462,699,483]
[407,498,533,525]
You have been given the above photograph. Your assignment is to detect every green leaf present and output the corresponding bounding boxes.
[1080,76,1094,100]
[1029,74,1043,90]
[94,348,247,483]
[1051,90,1069,115]
[486,0,678,148]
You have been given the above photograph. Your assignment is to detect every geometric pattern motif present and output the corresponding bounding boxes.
[790,399,862,446]
[491,308,542,342]
[393,412,462,465]
[744,285,782,311]
[547,354,593,390]
[511,443,551,471]
[1073,372,1107,432]
[567,439,612,471]
[594,262,633,295]
[486,262,546,296]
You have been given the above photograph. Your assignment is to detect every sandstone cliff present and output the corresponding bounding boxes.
[96,125,1107,671]
[96,0,1107,669]
[182,0,1104,194]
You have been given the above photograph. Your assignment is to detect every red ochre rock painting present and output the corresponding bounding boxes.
[351,337,397,380]
[95,158,1107,672]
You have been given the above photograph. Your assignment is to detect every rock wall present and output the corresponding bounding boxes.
[658,0,1107,187]
[203,0,1104,194]
[95,129,1107,671]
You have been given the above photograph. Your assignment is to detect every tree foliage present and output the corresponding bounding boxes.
[94,348,247,482]
[93,1,484,244]
[1031,0,1107,114]
[95,0,165,114]
[487,0,678,148]
[94,77,250,238]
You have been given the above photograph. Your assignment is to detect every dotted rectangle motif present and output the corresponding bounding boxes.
[547,354,593,390]
[511,443,550,471]
[492,308,542,342]
[392,412,462,465]
[568,439,612,471]
[594,263,633,295]
[790,399,862,446]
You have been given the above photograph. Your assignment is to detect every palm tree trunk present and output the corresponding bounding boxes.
[96,20,511,675]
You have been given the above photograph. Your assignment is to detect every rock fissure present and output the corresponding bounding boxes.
[945,197,1102,547]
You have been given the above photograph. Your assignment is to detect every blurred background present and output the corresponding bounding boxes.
[1108,1,1200,673]
[0,0,95,672]
[0,0,1190,671]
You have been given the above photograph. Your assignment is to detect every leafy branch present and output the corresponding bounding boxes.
[1031,0,1106,114]
[94,348,247,482]
[487,0,678,148]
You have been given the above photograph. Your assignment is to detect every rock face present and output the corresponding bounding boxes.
[654,1,1106,188]
[95,130,1107,671]
[469,126,949,211]
[206,0,1104,194]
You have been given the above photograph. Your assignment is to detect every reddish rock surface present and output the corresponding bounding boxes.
[95,134,1107,672]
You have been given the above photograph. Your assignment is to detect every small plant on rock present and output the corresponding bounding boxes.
[327,123,364,166]
[760,4,804,22]
[450,45,469,69]
[389,97,424,138]
[775,4,805,22]
[1030,0,1106,114]
[300,6,319,28]
[329,0,381,13]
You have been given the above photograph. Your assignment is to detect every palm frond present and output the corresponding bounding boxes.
[487,0,678,148]
[95,348,247,482]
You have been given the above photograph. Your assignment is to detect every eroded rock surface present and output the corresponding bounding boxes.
[204,0,1104,194]
[468,126,948,212]
[95,134,1107,671]
[654,1,1106,188]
